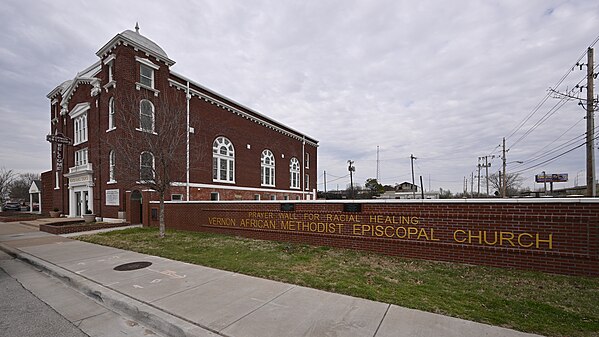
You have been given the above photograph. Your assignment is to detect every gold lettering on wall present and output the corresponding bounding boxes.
[206,212,554,250]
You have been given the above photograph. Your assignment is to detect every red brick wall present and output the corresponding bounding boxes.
[147,200,599,276]
[45,34,318,220]
[40,171,54,214]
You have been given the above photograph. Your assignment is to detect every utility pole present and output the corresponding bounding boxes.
[502,137,507,198]
[348,160,355,199]
[376,146,380,182]
[420,175,425,199]
[542,170,547,194]
[410,154,417,199]
[471,171,474,198]
[586,47,596,197]
[324,170,327,199]
[477,162,481,198]
[485,156,491,196]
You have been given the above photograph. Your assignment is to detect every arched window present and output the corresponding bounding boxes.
[108,97,115,130]
[261,149,275,186]
[290,157,300,189]
[139,99,154,133]
[108,150,116,182]
[212,136,235,182]
[140,151,154,181]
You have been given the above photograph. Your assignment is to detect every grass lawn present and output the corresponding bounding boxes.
[78,227,599,337]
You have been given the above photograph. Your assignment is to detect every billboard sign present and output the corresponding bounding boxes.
[535,173,568,183]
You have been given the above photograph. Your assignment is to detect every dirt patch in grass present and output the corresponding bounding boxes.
[78,227,599,337]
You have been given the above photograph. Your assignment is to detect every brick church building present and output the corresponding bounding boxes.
[42,26,318,223]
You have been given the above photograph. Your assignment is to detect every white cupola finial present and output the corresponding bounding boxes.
[135,22,140,33]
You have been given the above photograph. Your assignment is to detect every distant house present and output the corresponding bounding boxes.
[376,182,440,199]
[396,181,418,192]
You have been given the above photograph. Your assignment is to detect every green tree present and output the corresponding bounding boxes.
[364,178,384,198]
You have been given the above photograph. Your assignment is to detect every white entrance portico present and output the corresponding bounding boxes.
[64,163,94,217]
[28,180,42,214]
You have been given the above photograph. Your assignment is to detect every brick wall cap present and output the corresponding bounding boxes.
[150,197,599,205]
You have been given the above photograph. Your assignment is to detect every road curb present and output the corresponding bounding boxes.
[0,243,220,337]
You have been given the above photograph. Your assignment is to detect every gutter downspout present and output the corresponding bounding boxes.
[302,136,305,200]
[186,81,190,201]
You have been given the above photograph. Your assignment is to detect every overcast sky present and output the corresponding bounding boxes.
[1,0,598,194]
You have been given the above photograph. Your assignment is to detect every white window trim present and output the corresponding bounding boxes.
[69,102,90,119]
[140,151,155,181]
[290,157,300,189]
[108,150,117,184]
[75,148,89,167]
[107,97,116,132]
[135,56,160,70]
[261,150,276,187]
[138,99,156,134]
[136,57,158,93]
[212,137,235,183]
[103,54,116,65]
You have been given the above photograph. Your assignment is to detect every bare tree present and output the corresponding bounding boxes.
[108,90,190,238]
[9,172,40,201]
[488,172,525,197]
[0,167,15,201]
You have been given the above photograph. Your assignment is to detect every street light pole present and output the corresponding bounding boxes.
[502,138,507,198]
[410,154,417,199]
[348,160,355,199]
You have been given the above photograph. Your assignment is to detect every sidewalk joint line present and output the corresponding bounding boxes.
[372,304,391,337]
[220,285,297,331]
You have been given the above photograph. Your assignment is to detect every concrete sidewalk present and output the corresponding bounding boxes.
[0,222,543,337]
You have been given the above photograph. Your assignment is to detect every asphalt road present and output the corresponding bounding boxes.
[0,267,88,337]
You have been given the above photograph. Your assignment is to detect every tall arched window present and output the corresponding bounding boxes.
[108,150,116,182]
[139,99,154,133]
[140,151,154,181]
[290,157,300,189]
[212,136,235,182]
[108,97,116,130]
[261,149,275,186]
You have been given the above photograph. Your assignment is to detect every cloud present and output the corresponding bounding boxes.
[0,0,598,194]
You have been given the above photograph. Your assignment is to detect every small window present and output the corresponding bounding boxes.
[270,195,276,200]
[305,153,310,169]
[305,173,310,190]
[140,151,154,181]
[108,63,113,82]
[74,114,88,144]
[171,194,183,201]
[212,137,235,182]
[75,148,88,167]
[140,64,154,88]
[261,149,275,187]
[108,150,116,182]
[284,195,289,200]
[139,99,155,133]
[108,97,116,130]
[290,157,300,189]
[254,194,260,200]
[210,192,219,201]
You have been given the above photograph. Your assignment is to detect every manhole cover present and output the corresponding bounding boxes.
[113,261,152,271]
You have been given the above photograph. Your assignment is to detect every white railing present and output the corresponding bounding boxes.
[68,163,93,174]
